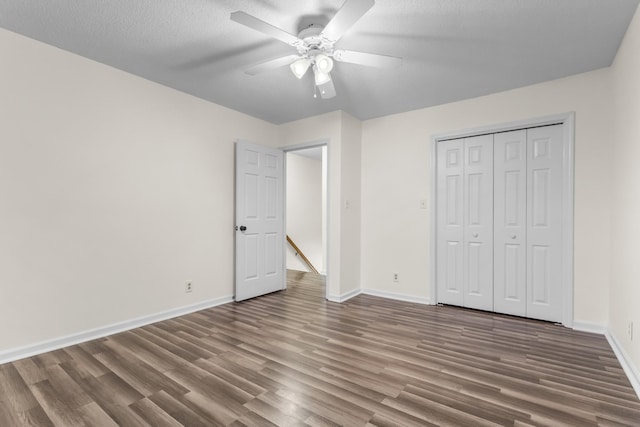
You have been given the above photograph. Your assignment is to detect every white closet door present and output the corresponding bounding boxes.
[436,139,464,306]
[526,125,563,322]
[494,130,527,316]
[462,135,494,311]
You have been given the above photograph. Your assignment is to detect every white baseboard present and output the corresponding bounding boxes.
[605,329,640,399]
[0,295,233,365]
[572,321,607,334]
[328,288,362,303]
[3,290,638,401]
[361,289,431,305]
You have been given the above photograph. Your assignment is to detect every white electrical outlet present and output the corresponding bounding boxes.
[185,282,193,293]
[393,273,399,282]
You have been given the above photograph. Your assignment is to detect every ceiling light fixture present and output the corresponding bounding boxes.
[314,54,334,73]
[313,65,331,86]
[290,55,334,85]
[289,58,311,79]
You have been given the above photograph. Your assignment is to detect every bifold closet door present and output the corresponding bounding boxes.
[493,125,564,322]
[436,135,493,310]
[462,135,494,311]
[526,124,563,322]
[436,138,464,306]
[494,130,527,317]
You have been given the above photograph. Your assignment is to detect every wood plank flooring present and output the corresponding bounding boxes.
[1,270,639,426]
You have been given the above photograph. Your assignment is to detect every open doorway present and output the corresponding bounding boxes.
[284,145,328,298]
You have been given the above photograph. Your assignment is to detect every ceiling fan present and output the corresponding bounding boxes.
[230,0,402,99]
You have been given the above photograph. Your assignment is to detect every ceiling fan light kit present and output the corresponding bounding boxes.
[313,65,331,86]
[314,54,334,73]
[290,58,311,79]
[230,0,402,100]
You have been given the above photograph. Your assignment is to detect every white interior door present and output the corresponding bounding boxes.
[436,139,464,306]
[462,135,494,311]
[526,125,563,322]
[235,140,285,302]
[494,130,527,316]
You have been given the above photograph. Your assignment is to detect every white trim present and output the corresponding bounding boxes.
[432,113,576,141]
[605,329,640,399]
[0,296,233,365]
[430,112,575,327]
[572,321,607,335]
[429,139,438,305]
[561,114,575,328]
[429,135,439,306]
[362,289,430,305]
[280,139,329,152]
[328,288,362,303]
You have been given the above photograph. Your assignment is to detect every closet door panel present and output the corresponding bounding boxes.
[494,130,527,316]
[526,125,563,322]
[436,139,464,305]
[462,135,493,311]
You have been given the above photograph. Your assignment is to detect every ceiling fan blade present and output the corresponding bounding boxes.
[321,0,375,43]
[245,54,301,76]
[231,11,302,47]
[318,78,336,99]
[333,49,402,68]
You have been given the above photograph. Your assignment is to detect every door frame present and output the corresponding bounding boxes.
[282,140,330,301]
[429,112,575,328]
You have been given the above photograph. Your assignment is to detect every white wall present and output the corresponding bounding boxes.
[610,6,640,379]
[339,113,362,295]
[286,152,323,273]
[0,28,277,353]
[361,68,614,326]
[277,111,361,300]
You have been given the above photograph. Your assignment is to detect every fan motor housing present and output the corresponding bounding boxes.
[298,24,329,50]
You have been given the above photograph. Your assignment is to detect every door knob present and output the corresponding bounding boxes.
[239,225,247,232]
[473,233,478,238]
[511,234,517,239]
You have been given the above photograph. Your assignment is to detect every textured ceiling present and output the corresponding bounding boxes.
[1,0,638,124]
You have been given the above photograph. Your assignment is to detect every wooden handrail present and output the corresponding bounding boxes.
[286,235,319,274]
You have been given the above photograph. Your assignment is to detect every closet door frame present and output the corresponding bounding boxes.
[429,112,575,328]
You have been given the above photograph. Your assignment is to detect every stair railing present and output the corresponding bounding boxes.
[286,235,319,274]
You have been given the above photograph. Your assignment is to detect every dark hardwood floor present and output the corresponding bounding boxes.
[1,270,639,426]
